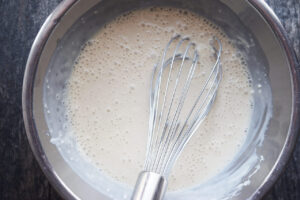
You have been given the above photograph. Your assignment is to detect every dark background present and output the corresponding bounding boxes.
[0,0,299,199]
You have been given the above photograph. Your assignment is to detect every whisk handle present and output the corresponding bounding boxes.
[131,171,168,200]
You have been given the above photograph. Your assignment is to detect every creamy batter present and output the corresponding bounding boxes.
[63,7,252,191]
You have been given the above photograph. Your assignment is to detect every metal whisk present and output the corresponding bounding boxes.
[132,35,222,200]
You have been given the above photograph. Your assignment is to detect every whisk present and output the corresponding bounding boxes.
[131,35,222,200]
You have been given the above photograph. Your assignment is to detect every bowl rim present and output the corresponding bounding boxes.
[22,0,300,199]
[247,0,300,199]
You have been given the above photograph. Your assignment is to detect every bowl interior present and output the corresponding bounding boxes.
[30,0,293,199]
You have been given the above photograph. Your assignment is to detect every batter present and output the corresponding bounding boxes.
[63,7,252,191]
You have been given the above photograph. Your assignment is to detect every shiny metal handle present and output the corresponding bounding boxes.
[131,171,168,200]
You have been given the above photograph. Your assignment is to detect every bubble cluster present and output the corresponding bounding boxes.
[63,7,253,191]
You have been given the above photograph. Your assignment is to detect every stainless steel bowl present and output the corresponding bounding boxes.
[22,0,299,199]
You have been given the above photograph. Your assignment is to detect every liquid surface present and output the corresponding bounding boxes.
[64,7,252,190]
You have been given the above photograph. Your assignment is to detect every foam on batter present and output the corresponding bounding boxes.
[63,7,253,191]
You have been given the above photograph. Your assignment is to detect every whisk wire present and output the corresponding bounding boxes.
[162,38,222,174]
[156,48,199,174]
[150,37,190,171]
[163,58,222,175]
[145,35,180,170]
[151,40,195,172]
[144,61,159,170]
[145,35,222,176]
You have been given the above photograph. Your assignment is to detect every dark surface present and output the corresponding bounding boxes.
[0,0,299,199]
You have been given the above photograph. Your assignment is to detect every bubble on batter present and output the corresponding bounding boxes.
[63,6,253,191]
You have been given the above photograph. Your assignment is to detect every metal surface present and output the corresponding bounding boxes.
[22,0,299,199]
[133,35,221,199]
[132,172,168,200]
[145,35,222,176]
[22,1,79,199]
[245,1,300,199]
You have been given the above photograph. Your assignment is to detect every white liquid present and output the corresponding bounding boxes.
[64,7,252,191]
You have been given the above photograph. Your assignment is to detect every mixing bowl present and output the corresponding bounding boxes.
[22,0,299,199]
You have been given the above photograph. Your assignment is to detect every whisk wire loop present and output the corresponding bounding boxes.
[155,48,199,174]
[150,37,191,171]
[145,35,180,170]
[163,52,222,175]
[145,35,222,176]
